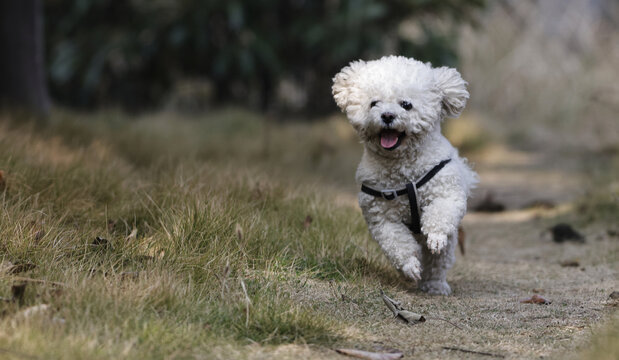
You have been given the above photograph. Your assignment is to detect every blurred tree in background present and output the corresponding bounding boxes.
[0,0,49,115]
[44,0,484,114]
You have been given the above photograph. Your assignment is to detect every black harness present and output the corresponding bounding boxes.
[360,159,451,234]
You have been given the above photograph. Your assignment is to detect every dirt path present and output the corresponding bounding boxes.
[366,146,617,359]
[248,145,617,360]
[468,144,587,210]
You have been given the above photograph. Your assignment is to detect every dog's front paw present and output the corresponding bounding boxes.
[426,232,447,254]
[401,257,422,282]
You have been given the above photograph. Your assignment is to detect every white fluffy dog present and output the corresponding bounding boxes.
[332,55,478,295]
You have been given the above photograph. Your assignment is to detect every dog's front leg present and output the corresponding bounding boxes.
[421,189,467,254]
[366,220,423,282]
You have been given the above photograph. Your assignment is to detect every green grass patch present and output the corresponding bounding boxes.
[0,110,383,358]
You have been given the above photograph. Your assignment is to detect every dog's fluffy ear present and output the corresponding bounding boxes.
[434,66,469,118]
[332,60,366,113]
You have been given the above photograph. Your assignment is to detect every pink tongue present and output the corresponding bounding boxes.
[380,132,399,148]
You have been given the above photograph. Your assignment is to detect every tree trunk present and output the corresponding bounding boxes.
[0,0,49,116]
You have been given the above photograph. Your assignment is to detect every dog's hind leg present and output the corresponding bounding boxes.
[419,230,457,295]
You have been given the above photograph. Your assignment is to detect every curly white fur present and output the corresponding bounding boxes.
[333,55,478,295]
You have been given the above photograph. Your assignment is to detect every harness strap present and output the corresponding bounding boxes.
[360,158,451,234]
[360,184,407,200]
[416,159,451,188]
[405,182,422,234]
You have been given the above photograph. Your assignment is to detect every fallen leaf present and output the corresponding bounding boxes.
[382,290,462,329]
[381,290,401,316]
[397,310,426,323]
[520,294,551,305]
[559,260,580,267]
[550,223,585,243]
[335,348,403,360]
[303,215,313,230]
[458,226,465,255]
[380,290,425,324]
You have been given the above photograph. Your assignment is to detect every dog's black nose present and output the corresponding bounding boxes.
[381,112,395,124]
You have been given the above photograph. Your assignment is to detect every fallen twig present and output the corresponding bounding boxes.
[380,290,462,329]
[442,346,504,358]
[424,315,464,330]
[380,290,425,324]
[380,290,400,315]
[335,348,403,360]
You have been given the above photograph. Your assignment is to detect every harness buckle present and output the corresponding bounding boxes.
[381,189,398,200]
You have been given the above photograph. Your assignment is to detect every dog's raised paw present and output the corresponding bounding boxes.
[427,232,447,254]
[401,257,422,281]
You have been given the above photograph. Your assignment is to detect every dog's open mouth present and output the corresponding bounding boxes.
[379,129,405,150]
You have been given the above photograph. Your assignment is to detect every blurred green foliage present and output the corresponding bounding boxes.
[45,0,484,113]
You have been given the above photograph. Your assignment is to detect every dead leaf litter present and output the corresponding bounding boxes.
[520,294,551,305]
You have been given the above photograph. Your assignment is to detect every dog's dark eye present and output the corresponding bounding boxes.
[400,101,413,111]
[370,100,379,108]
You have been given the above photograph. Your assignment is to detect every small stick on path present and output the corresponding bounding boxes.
[380,290,462,329]
[425,315,464,330]
[442,346,504,358]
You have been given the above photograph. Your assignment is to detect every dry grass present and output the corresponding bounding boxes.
[0,108,617,359]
